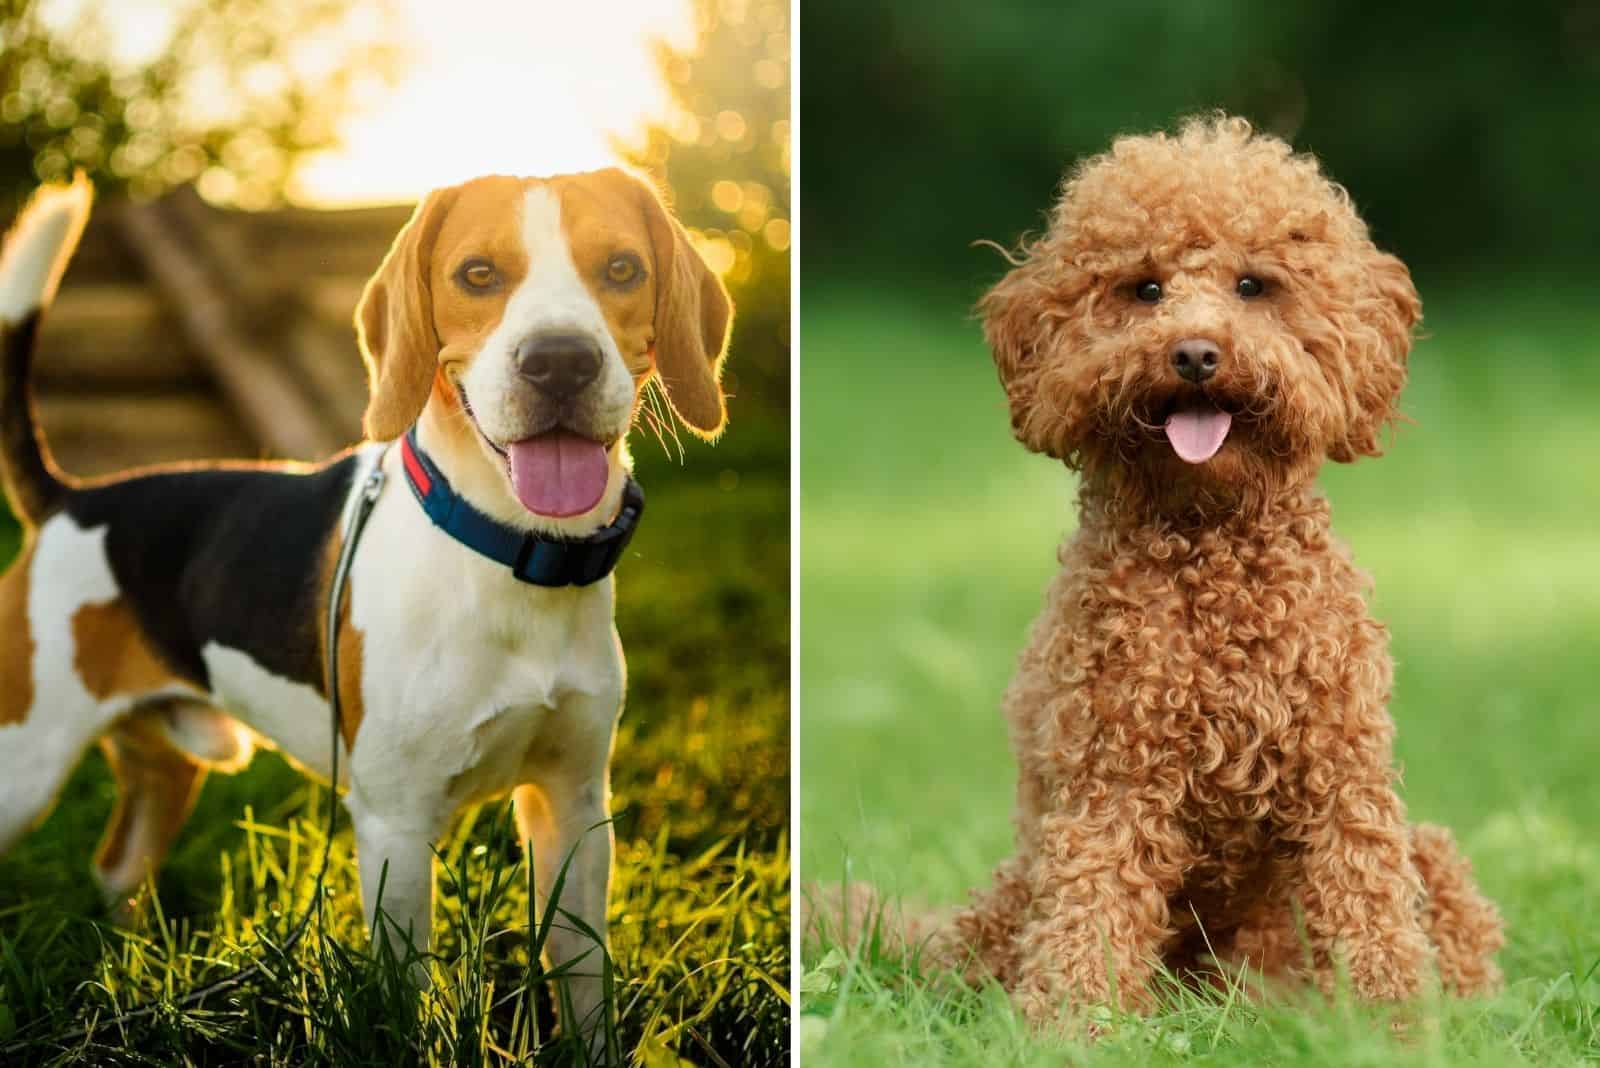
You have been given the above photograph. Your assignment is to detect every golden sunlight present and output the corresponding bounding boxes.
[293,0,694,206]
[37,0,695,207]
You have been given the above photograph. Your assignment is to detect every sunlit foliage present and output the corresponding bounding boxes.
[626,0,790,292]
[0,0,400,212]
[624,0,790,456]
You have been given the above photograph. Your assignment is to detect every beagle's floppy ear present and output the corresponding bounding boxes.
[636,180,733,438]
[355,187,460,442]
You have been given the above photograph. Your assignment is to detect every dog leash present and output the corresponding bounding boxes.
[0,447,390,1056]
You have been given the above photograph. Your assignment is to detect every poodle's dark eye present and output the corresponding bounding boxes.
[1236,275,1265,299]
[1134,280,1163,304]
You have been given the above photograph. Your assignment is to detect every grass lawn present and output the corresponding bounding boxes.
[799,284,1600,1065]
[0,396,790,1065]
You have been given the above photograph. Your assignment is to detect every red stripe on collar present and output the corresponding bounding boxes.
[400,432,432,497]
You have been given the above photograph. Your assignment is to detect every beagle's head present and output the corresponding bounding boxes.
[355,169,731,530]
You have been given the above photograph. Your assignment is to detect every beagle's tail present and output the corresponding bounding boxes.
[0,174,91,525]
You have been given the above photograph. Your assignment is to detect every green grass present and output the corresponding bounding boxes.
[0,407,790,1065]
[799,285,1600,1065]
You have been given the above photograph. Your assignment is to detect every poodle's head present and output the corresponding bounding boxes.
[982,115,1419,519]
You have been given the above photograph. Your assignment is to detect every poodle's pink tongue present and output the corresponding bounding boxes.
[1165,403,1233,464]
[507,431,609,517]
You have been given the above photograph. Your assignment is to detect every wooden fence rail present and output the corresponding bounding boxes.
[6,185,410,476]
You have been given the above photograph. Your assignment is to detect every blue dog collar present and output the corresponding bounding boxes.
[399,427,643,587]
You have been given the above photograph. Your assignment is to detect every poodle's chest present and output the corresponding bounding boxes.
[1068,570,1390,793]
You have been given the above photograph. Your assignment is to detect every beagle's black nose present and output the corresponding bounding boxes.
[517,333,602,398]
[1171,338,1221,384]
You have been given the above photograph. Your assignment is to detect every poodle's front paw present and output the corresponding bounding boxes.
[1013,970,1075,1030]
[1344,929,1433,1002]
[1014,982,1119,1042]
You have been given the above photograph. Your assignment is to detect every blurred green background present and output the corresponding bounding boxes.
[802,0,1600,289]
[800,2,1600,1064]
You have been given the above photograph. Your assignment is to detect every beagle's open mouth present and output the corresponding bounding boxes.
[457,385,614,518]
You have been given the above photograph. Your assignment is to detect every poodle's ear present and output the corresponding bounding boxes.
[355,186,460,442]
[980,249,1075,459]
[1328,249,1419,462]
[635,178,733,438]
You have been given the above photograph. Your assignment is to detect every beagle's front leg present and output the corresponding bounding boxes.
[513,691,620,1052]
[344,789,444,972]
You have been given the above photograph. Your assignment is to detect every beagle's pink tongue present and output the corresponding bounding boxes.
[507,431,609,517]
[1164,404,1233,464]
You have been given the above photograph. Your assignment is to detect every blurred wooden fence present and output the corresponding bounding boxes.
[20,186,410,475]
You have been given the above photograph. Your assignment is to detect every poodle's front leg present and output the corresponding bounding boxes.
[1410,822,1503,996]
[1295,772,1433,1001]
[1010,787,1194,1025]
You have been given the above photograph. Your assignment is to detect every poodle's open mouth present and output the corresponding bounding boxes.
[456,383,616,518]
[1164,396,1233,464]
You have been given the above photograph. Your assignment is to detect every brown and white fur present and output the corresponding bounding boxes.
[0,169,731,1051]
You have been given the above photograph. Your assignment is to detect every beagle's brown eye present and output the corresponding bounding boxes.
[1134,280,1163,304]
[1237,275,1265,298]
[605,253,643,287]
[456,259,498,291]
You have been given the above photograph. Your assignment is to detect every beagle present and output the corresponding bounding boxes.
[0,169,731,1044]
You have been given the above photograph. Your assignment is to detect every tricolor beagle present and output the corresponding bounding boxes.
[0,170,731,1044]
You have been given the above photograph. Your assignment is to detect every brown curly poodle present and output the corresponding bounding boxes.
[814,115,1505,1026]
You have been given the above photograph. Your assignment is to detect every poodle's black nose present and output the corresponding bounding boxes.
[1171,338,1221,384]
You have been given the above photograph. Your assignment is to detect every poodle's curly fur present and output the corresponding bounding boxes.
[817,115,1505,1025]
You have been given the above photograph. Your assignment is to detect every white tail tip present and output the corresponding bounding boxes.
[0,172,94,326]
